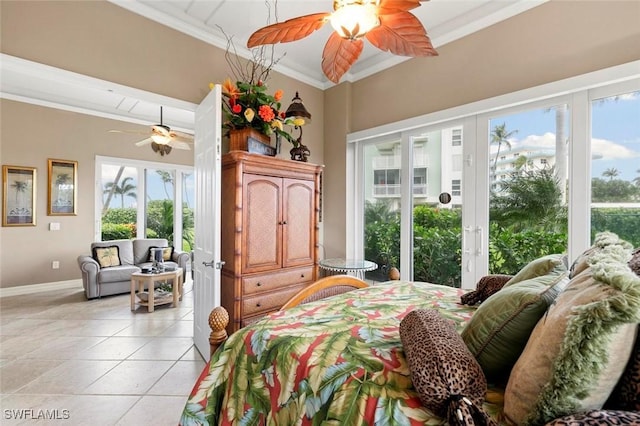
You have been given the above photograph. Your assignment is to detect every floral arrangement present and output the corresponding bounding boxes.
[211,79,305,146]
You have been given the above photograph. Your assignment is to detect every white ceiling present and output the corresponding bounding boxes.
[0,0,547,133]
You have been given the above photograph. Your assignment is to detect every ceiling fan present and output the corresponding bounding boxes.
[109,106,193,156]
[247,0,438,84]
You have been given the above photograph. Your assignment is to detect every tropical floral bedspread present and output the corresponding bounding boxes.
[180,281,505,425]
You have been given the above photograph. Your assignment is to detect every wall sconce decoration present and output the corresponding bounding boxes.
[285,92,312,162]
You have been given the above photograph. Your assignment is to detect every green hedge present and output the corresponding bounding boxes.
[101,203,194,249]
[364,203,639,287]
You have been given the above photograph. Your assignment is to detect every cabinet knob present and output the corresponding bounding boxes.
[256,282,262,287]
[256,303,261,307]
[300,274,305,278]
[283,221,287,225]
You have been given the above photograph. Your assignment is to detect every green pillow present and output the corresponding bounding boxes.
[503,253,567,288]
[569,231,633,278]
[461,266,568,382]
[504,243,640,425]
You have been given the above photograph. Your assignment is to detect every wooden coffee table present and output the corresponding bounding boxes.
[130,268,183,313]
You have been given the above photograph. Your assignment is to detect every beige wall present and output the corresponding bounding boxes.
[0,0,323,288]
[348,0,640,132]
[0,101,194,287]
[1,0,639,288]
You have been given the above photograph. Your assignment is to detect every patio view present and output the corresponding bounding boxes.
[364,90,640,287]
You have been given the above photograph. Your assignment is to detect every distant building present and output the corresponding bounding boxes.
[490,146,557,190]
[366,127,463,209]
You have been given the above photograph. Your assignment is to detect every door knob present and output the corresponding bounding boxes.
[202,260,225,269]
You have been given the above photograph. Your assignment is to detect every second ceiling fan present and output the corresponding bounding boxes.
[110,106,193,156]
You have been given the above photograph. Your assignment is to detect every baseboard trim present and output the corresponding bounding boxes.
[0,279,83,298]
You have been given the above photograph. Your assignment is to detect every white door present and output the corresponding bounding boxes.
[193,85,222,359]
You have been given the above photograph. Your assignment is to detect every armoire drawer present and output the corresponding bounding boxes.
[242,284,307,317]
[242,267,314,296]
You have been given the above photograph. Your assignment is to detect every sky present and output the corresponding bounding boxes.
[490,91,640,181]
[101,165,194,209]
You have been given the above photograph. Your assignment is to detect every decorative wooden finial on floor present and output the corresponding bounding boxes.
[209,306,229,357]
[389,267,400,280]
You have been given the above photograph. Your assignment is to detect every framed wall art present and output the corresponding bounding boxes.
[47,159,77,216]
[2,165,37,226]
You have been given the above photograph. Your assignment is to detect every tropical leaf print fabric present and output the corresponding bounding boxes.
[180,281,505,425]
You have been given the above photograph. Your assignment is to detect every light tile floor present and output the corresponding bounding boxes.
[0,279,205,425]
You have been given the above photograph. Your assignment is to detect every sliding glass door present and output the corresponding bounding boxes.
[360,122,471,287]
[589,87,640,248]
[349,70,640,289]
[362,138,402,282]
[484,101,570,275]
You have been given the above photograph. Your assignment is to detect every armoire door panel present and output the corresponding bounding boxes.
[283,179,315,267]
[220,151,323,333]
[243,174,282,273]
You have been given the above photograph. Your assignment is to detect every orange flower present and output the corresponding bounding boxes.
[274,90,283,102]
[222,78,240,99]
[258,105,275,122]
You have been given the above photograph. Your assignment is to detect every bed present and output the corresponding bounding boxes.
[179,280,506,425]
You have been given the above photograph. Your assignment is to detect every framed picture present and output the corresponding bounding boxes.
[47,159,78,216]
[2,165,37,226]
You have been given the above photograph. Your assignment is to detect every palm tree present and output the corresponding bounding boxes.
[602,168,620,181]
[156,170,174,199]
[103,176,137,208]
[54,173,71,206]
[633,169,640,187]
[11,180,28,204]
[490,123,518,174]
[102,167,125,216]
[513,155,530,171]
[553,104,568,203]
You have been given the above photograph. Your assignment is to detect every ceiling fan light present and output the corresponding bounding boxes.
[151,124,171,144]
[330,2,379,39]
[151,133,171,144]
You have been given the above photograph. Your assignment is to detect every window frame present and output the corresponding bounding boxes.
[347,61,640,284]
[95,155,194,245]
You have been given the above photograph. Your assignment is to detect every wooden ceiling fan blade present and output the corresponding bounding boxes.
[135,137,153,147]
[366,12,438,57]
[322,33,363,84]
[247,12,330,47]
[378,0,426,15]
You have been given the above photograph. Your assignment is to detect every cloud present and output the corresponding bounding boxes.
[498,133,639,160]
[516,132,556,148]
[591,137,639,160]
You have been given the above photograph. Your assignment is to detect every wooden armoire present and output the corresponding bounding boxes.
[220,151,323,334]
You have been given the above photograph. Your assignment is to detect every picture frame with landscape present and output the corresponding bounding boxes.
[2,165,37,227]
[48,159,77,216]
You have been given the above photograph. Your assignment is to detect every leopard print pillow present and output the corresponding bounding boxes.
[544,410,640,425]
[628,247,640,278]
[460,274,512,306]
[399,309,496,426]
[605,325,639,411]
